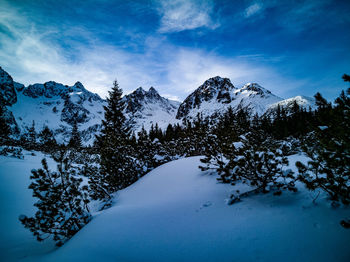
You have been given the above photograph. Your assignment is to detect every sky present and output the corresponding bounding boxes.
[0,0,349,101]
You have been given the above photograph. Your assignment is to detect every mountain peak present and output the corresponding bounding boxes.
[0,66,13,84]
[241,83,272,96]
[135,87,145,94]
[203,76,234,89]
[0,67,17,106]
[176,76,236,119]
[176,77,283,119]
[21,81,90,98]
[74,81,85,90]
[149,86,158,93]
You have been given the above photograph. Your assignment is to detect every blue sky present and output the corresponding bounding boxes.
[0,0,349,101]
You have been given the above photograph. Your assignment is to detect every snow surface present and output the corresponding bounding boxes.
[1,154,349,261]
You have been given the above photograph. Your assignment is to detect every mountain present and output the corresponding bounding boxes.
[266,95,317,116]
[123,87,180,132]
[9,82,105,144]
[1,66,320,144]
[0,67,180,144]
[176,76,283,120]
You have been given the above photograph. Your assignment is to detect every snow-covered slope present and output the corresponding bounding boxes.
[123,87,180,132]
[176,76,283,120]
[266,95,317,116]
[1,155,345,262]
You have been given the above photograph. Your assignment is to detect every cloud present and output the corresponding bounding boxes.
[156,0,219,33]
[244,2,263,18]
[0,0,319,102]
[0,3,157,98]
[242,0,349,33]
[162,94,181,102]
[158,48,301,99]
[0,3,300,102]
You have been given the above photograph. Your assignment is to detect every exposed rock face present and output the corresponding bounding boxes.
[0,67,17,106]
[176,76,236,119]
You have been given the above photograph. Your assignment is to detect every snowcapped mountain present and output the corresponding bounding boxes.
[1,66,320,143]
[0,67,180,144]
[267,95,317,114]
[176,76,283,120]
[123,87,180,132]
[1,67,106,144]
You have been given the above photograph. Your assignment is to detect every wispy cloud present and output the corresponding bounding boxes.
[156,0,219,33]
[1,0,344,102]
[0,4,155,98]
[244,2,263,18]
[159,49,301,99]
[242,0,349,33]
[0,1,292,100]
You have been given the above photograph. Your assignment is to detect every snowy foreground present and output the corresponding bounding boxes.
[1,153,350,262]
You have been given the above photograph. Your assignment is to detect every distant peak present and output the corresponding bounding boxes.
[135,87,145,93]
[148,86,158,94]
[0,66,13,83]
[241,83,271,94]
[201,76,236,92]
[205,76,231,83]
[74,81,85,90]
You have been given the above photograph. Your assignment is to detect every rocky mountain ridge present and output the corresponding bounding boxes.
[176,76,284,120]
[0,66,316,144]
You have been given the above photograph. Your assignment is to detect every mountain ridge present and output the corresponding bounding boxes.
[0,66,317,144]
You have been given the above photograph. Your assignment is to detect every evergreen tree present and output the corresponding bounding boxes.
[219,130,296,196]
[0,103,10,143]
[19,150,91,246]
[136,126,156,173]
[296,87,350,204]
[23,120,37,150]
[342,73,350,82]
[89,80,137,202]
[68,119,82,148]
[39,126,57,152]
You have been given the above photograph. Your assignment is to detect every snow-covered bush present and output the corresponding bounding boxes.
[219,131,296,195]
[0,146,23,159]
[19,150,91,246]
[296,87,350,205]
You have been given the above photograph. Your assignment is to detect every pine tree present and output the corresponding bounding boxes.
[342,73,350,82]
[68,119,82,149]
[136,126,155,173]
[19,150,91,246]
[23,120,37,150]
[0,103,10,143]
[200,107,243,174]
[296,88,350,204]
[89,80,137,202]
[39,126,57,152]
